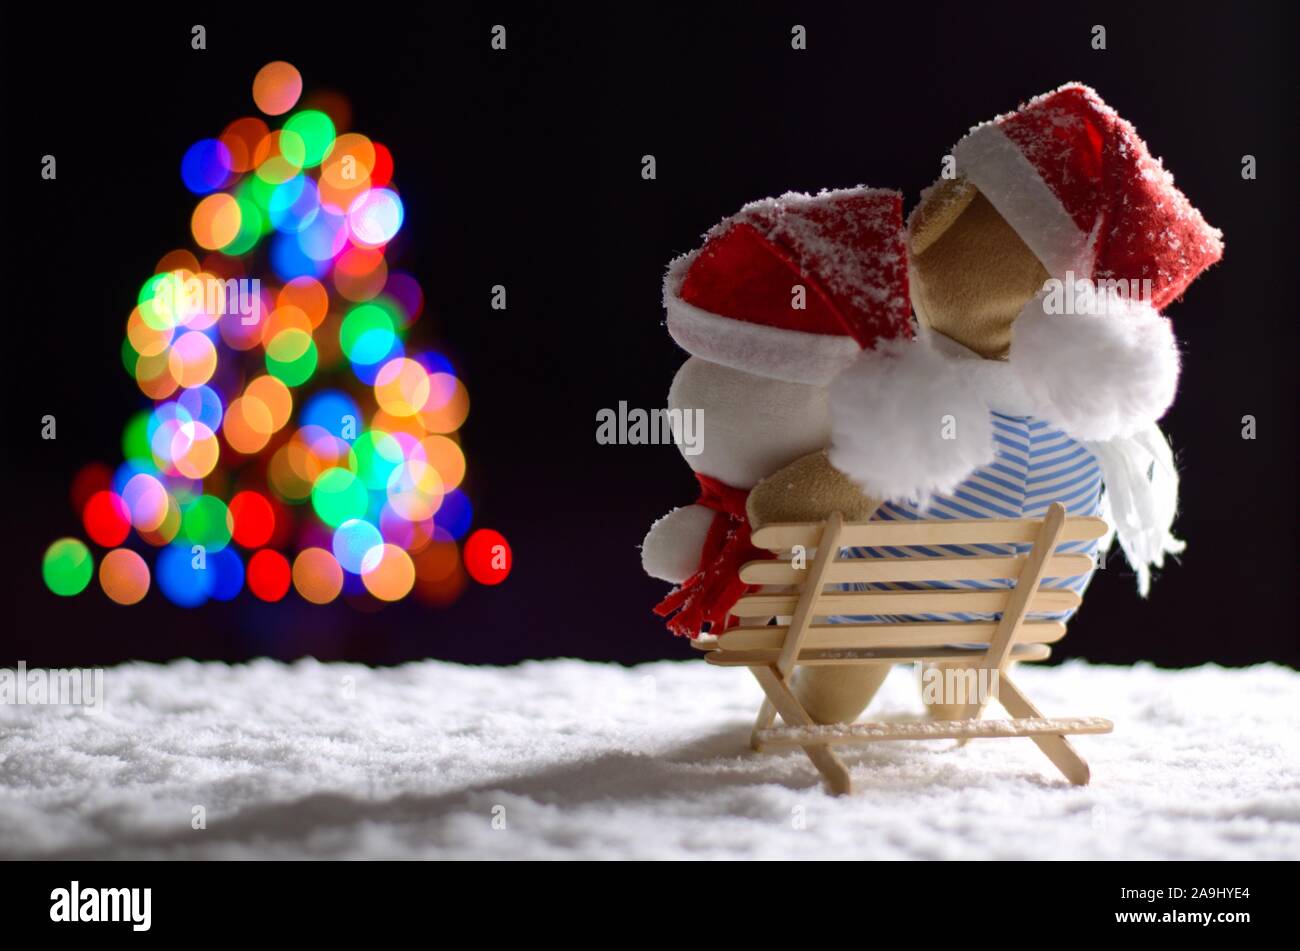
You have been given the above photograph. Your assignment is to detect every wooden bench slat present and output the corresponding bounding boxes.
[704,643,1053,667]
[729,587,1080,618]
[718,620,1066,651]
[751,515,1108,551]
[739,553,1093,586]
[756,716,1114,748]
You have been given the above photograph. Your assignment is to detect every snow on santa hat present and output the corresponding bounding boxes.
[953,82,1223,309]
[664,187,911,386]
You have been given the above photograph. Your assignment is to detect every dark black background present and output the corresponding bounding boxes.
[3,3,1295,669]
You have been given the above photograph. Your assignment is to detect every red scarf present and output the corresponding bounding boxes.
[653,473,773,638]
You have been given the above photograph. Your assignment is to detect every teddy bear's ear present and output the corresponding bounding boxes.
[907,177,979,257]
[828,339,995,504]
[746,451,882,530]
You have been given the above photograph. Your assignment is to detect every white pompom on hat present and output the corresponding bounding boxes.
[1010,290,1180,442]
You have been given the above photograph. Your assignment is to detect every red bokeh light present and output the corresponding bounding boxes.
[229,491,275,548]
[83,491,132,547]
[463,529,511,585]
[369,142,393,188]
[247,549,291,601]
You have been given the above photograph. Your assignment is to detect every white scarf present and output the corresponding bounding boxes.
[1084,426,1185,597]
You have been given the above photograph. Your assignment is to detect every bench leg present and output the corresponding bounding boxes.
[997,674,1091,785]
[752,666,853,796]
[750,694,777,751]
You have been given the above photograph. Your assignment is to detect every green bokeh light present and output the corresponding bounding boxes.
[311,468,369,527]
[223,197,264,256]
[282,110,336,168]
[43,538,93,596]
[181,495,232,551]
[275,129,308,171]
[238,174,277,217]
[353,430,405,490]
[265,329,319,387]
[121,337,140,376]
[339,304,397,364]
[137,273,167,306]
[137,273,174,331]
[122,410,152,461]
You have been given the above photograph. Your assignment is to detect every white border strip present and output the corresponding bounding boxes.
[953,123,1094,280]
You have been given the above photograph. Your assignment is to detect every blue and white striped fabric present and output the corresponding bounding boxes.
[837,412,1102,625]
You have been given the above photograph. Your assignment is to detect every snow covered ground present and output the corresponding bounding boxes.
[1,658,1296,859]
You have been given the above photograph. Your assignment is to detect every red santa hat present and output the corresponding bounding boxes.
[952,83,1223,309]
[664,187,911,386]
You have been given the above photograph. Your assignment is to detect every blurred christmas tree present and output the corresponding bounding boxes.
[41,61,500,609]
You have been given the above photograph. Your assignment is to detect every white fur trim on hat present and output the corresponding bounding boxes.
[663,252,861,387]
[953,122,1094,280]
[828,339,996,503]
[1010,292,1180,442]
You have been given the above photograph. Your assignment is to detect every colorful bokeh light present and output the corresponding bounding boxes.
[333,518,383,574]
[192,194,243,250]
[252,61,303,116]
[362,543,416,601]
[157,544,212,607]
[282,110,336,168]
[312,468,368,527]
[181,139,235,195]
[293,547,344,604]
[464,529,512,585]
[248,549,291,601]
[100,549,152,605]
[43,538,94,596]
[229,491,276,548]
[83,491,132,547]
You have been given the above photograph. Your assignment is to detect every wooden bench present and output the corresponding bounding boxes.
[692,502,1113,795]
